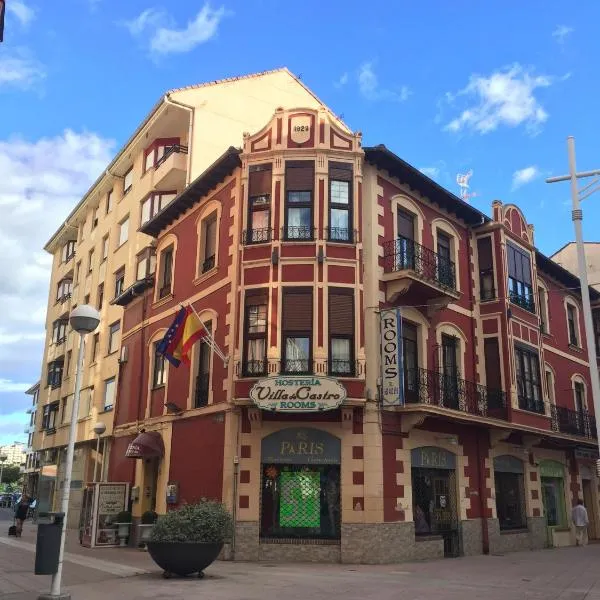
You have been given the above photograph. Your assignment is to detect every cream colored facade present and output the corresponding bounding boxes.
[0,443,26,467]
[32,68,344,525]
[552,242,600,291]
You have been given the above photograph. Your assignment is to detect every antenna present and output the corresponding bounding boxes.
[456,169,478,202]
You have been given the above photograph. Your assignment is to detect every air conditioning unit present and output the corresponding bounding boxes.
[118,345,128,364]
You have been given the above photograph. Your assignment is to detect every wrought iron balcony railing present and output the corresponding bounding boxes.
[509,291,535,313]
[325,227,355,243]
[382,237,457,291]
[282,226,315,241]
[551,405,597,439]
[155,144,189,169]
[236,357,366,378]
[403,367,507,419]
[242,228,273,245]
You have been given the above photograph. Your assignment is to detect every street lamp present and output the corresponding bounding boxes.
[546,136,600,463]
[47,305,100,600]
[92,422,106,483]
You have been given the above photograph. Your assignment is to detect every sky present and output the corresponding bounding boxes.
[1,0,600,445]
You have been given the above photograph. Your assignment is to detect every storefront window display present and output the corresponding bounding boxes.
[540,460,567,528]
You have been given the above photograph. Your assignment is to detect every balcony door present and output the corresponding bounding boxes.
[437,231,453,288]
[402,321,419,403]
[397,209,415,270]
[441,334,459,409]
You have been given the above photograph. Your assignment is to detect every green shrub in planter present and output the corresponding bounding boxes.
[141,510,158,525]
[116,510,132,523]
[150,501,232,543]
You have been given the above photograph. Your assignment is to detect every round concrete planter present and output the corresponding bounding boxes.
[146,541,223,578]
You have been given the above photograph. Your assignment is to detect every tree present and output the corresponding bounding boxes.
[0,465,22,486]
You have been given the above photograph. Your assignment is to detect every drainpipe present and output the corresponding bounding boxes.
[164,94,194,185]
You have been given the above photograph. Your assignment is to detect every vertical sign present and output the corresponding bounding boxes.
[380,309,404,406]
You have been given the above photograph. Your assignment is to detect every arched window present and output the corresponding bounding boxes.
[564,297,582,348]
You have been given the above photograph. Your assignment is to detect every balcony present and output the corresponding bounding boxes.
[551,405,597,439]
[510,291,535,313]
[382,237,460,305]
[281,226,315,242]
[242,228,273,245]
[236,358,366,378]
[402,367,508,420]
[325,227,356,244]
[153,144,188,190]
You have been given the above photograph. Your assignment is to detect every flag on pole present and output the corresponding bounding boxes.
[157,306,208,367]
[0,0,6,43]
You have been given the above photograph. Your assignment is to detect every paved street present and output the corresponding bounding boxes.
[2,508,600,599]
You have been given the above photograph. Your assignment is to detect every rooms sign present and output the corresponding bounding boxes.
[249,375,347,412]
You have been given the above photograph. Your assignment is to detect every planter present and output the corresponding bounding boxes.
[115,522,131,547]
[146,541,223,578]
[138,524,155,549]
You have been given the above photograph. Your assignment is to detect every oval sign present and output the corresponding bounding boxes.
[249,375,347,412]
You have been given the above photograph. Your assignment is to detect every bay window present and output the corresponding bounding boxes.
[247,164,272,243]
[507,242,534,312]
[243,290,268,376]
[141,191,177,225]
[136,247,156,280]
[285,161,314,240]
[144,138,180,172]
[328,162,353,242]
[62,240,76,263]
[515,345,543,413]
[282,288,312,373]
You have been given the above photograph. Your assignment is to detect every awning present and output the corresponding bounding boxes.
[125,431,165,459]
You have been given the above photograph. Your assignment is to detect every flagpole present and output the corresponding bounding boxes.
[187,302,229,365]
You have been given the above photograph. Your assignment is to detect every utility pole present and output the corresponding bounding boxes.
[546,136,600,462]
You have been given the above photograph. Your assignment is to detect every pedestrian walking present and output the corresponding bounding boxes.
[572,498,589,546]
[14,495,30,538]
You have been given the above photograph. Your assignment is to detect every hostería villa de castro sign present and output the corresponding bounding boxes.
[249,375,347,412]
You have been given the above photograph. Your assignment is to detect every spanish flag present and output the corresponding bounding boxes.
[157,306,208,367]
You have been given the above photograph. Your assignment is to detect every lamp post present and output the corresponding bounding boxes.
[546,136,600,462]
[92,422,106,483]
[45,305,100,600]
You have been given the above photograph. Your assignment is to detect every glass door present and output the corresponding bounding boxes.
[441,334,459,409]
[397,209,415,270]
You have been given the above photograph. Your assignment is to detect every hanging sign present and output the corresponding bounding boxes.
[380,309,404,406]
[249,375,346,412]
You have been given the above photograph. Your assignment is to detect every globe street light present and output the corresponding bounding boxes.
[46,305,100,600]
[92,422,107,483]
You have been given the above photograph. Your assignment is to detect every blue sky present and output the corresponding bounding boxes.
[2,0,600,445]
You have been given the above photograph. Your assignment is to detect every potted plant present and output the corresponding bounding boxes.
[138,510,158,549]
[115,510,132,547]
[147,501,232,578]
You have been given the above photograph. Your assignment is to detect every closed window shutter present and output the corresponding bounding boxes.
[249,164,272,196]
[328,290,354,336]
[282,288,312,331]
[477,237,493,271]
[285,161,314,191]
[329,161,353,182]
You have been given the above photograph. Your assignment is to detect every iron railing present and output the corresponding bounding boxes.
[202,255,216,273]
[282,226,315,241]
[155,144,189,169]
[551,405,597,439]
[325,227,355,243]
[195,373,210,408]
[59,292,72,304]
[382,237,456,291]
[236,358,366,378]
[242,228,273,245]
[403,367,507,419]
[509,291,535,313]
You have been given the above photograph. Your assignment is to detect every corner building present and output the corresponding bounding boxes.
[112,107,600,562]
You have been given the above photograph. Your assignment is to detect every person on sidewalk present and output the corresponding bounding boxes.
[572,498,589,546]
[14,495,30,538]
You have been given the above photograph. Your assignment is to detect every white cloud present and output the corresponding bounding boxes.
[552,25,574,44]
[334,72,349,89]
[512,166,540,189]
[125,4,228,55]
[0,130,114,391]
[358,62,411,102]
[419,166,440,179]
[0,50,46,91]
[444,64,555,135]
[7,1,35,26]
[0,379,31,393]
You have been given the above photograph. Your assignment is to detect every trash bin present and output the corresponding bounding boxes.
[35,513,64,575]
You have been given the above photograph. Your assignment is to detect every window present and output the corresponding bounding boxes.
[103,377,116,411]
[102,236,109,261]
[507,242,534,312]
[247,163,272,244]
[394,209,416,270]
[144,139,179,172]
[477,237,495,300]
[158,246,174,298]
[42,402,59,432]
[56,279,73,302]
[88,248,94,273]
[141,191,177,225]
[200,213,217,273]
[61,396,72,424]
[123,168,133,195]
[52,319,68,345]
[285,161,314,240]
[515,345,543,413]
[65,350,72,378]
[136,247,156,280]
[75,260,81,284]
[106,189,113,214]
[436,231,455,288]
[494,456,526,531]
[539,287,549,333]
[114,268,125,298]
[97,283,104,310]
[79,387,93,420]
[84,293,90,305]
[328,289,354,375]
[567,303,579,346]
[574,381,585,414]
[92,207,98,229]
[118,216,129,246]
[402,321,419,403]
[282,288,312,373]
[92,333,99,363]
[62,240,76,263]
[195,322,211,407]
[243,291,268,376]
[153,342,167,388]
[545,369,554,404]
[108,321,120,354]
[47,359,64,389]
[328,162,353,242]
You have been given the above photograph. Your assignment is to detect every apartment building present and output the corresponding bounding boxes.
[32,69,343,528]
[109,107,600,562]
[0,442,26,467]
[22,383,40,496]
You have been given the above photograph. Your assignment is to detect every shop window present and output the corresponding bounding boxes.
[136,247,156,280]
[243,291,268,376]
[538,286,549,333]
[328,288,354,375]
[199,213,217,274]
[477,237,494,300]
[282,288,312,374]
[284,161,314,240]
[567,303,579,346]
[507,242,534,312]
[152,341,166,388]
[515,345,543,413]
[114,267,125,298]
[157,245,174,299]
[493,456,526,531]
[247,164,272,244]
[540,461,567,527]
[328,162,353,242]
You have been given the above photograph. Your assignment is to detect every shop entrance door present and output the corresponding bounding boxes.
[582,478,598,540]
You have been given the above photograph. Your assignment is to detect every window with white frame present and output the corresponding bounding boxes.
[141,191,177,225]
[152,342,167,387]
[157,245,174,299]
[103,377,115,411]
[123,168,133,195]
[200,213,217,274]
[136,247,156,280]
[102,235,109,261]
[108,321,120,354]
[118,216,129,246]
[62,240,76,263]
